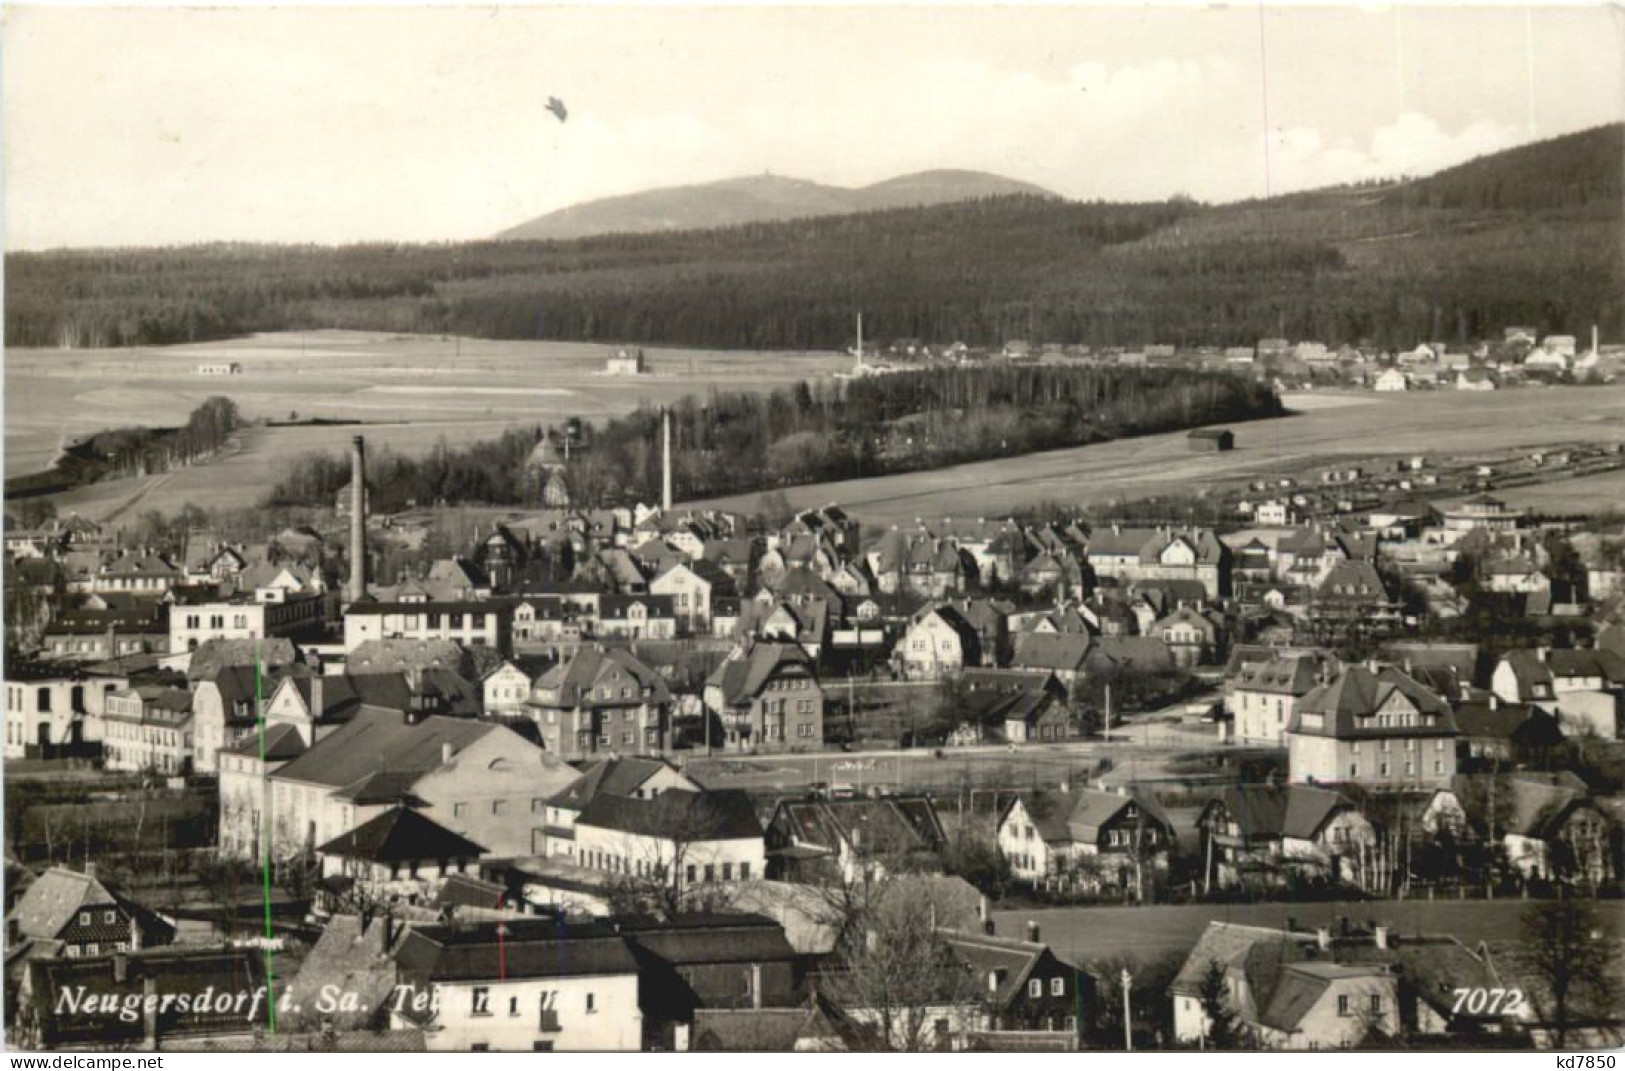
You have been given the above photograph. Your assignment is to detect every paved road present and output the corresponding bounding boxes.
[993,897,1625,964]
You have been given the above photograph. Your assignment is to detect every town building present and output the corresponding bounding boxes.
[702,642,824,752]
[390,920,644,1051]
[1285,664,1459,788]
[526,647,674,761]
[342,598,512,654]
[997,788,1175,894]
[765,795,947,883]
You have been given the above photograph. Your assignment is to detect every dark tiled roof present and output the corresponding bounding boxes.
[394,920,639,983]
[622,913,797,966]
[771,796,945,856]
[1205,784,1353,842]
[1011,632,1092,672]
[1289,664,1456,739]
[576,788,762,841]
[546,756,695,810]
[706,642,817,706]
[317,806,486,863]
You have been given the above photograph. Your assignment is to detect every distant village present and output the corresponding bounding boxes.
[5,398,1624,1054]
[842,324,1623,393]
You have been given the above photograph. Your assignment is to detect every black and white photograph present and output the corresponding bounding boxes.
[2,0,1623,1058]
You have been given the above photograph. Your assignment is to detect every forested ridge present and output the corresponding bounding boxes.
[7,124,1620,352]
[265,365,1282,510]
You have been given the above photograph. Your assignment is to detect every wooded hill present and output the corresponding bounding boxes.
[6,124,1620,352]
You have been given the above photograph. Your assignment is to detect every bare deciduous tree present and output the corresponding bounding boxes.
[1519,898,1618,1048]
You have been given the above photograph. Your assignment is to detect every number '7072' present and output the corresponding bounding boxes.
[1451,987,1525,1015]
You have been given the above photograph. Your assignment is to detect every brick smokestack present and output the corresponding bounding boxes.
[662,407,673,512]
[349,435,368,603]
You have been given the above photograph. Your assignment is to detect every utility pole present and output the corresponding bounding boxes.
[1121,967,1134,1051]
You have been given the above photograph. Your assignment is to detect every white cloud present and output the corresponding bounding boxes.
[1261,111,1527,196]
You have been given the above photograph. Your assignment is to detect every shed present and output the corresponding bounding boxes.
[1187,428,1235,452]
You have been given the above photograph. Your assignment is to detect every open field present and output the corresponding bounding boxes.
[992,898,1625,963]
[6,330,847,518]
[687,384,1625,523]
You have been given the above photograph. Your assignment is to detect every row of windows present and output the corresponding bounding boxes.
[470,987,593,1018]
[1355,738,1447,753]
[1350,760,1446,777]
[65,941,129,958]
[181,613,253,630]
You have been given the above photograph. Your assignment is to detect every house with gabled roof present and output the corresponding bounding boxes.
[939,926,1089,1039]
[1197,784,1379,892]
[1009,632,1093,694]
[766,795,947,883]
[1458,773,1617,886]
[997,788,1174,896]
[650,558,734,632]
[1451,696,1564,767]
[541,755,702,864]
[1085,525,1228,599]
[527,646,673,761]
[703,641,823,752]
[1226,650,1338,745]
[1172,918,1515,1049]
[1286,663,1458,788]
[316,805,488,907]
[390,919,644,1051]
[893,604,982,681]
[7,864,175,961]
[1151,606,1224,667]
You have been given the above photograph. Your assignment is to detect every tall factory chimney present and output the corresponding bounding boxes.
[661,408,673,512]
[855,312,864,370]
[348,435,368,603]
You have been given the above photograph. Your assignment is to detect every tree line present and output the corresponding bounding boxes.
[264,365,1281,510]
[5,396,243,498]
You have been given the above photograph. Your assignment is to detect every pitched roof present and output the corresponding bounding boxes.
[533,646,672,707]
[317,806,487,862]
[186,638,300,683]
[1452,700,1563,745]
[435,872,509,911]
[576,788,762,841]
[347,639,467,675]
[1207,784,1353,841]
[269,708,499,791]
[11,867,125,941]
[546,755,696,810]
[621,913,798,967]
[1289,664,1456,738]
[706,642,817,706]
[394,920,640,985]
[772,796,945,857]
[1170,922,1304,995]
[939,929,1053,1006]
[1011,632,1092,672]
[1231,652,1336,696]
[1005,789,1173,846]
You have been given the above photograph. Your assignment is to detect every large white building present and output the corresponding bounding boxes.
[391,921,643,1052]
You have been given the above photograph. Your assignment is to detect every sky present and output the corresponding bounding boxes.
[4,3,1623,250]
